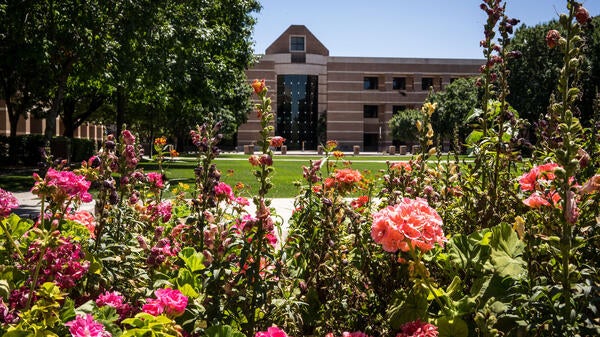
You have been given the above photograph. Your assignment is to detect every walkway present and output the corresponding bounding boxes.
[10,191,296,226]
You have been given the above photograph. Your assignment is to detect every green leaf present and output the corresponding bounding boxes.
[178,247,205,272]
[445,229,492,272]
[437,316,469,337]
[465,130,483,146]
[59,297,76,322]
[488,223,526,279]
[388,286,429,330]
[205,325,245,337]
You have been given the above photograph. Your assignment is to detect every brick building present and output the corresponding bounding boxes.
[241,25,482,151]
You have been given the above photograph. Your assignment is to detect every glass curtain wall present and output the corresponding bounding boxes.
[276,75,318,150]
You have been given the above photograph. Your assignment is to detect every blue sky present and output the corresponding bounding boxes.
[251,0,600,59]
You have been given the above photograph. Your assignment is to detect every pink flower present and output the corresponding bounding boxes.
[269,136,286,148]
[154,288,188,317]
[0,188,19,217]
[142,298,164,316]
[147,172,165,189]
[155,201,173,222]
[580,174,600,195]
[96,291,124,308]
[518,163,559,192]
[214,182,234,200]
[255,326,289,337]
[65,314,111,337]
[121,129,136,146]
[396,319,438,337]
[66,210,96,238]
[234,196,250,206]
[371,198,445,254]
[32,168,92,203]
[334,332,371,337]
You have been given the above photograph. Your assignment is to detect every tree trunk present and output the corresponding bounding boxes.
[115,87,126,137]
[6,101,21,162]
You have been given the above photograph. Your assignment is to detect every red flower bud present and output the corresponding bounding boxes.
[575,5,590,25]
[545,30,561,49]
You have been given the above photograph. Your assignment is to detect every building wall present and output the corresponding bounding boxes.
[244,25,483,151]
[0,100,105,142]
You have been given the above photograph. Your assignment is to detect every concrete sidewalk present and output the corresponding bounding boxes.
[10,191,295,225]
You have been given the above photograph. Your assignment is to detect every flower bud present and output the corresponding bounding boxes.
[546,30,560,49]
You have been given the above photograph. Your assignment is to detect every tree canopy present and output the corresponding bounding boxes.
[1,0,261,149]
[507,16,600,133]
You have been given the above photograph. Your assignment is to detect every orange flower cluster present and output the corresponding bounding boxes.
[252,79,266,95]
[333,151,344,159]
[154,136,167,146]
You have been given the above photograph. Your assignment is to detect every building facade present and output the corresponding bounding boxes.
[0,101,106,142]
[241,25,483,151]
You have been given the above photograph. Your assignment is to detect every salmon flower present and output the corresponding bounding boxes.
[269,136,286,148]
[371,197,445,254]
[391,161,412,172]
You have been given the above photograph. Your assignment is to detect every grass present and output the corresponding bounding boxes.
[141,156,392,198]
[0,153,467,197]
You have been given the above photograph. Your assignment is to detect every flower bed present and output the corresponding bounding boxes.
[1,1,599,337]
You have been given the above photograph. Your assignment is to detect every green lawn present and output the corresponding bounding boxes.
[141,156,392,198]
[0,153,466,197]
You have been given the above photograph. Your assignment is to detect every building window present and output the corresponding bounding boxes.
[393,77,406,90]
[363,105,378,118]
[421,77,434,91]
[450,77,458,84]
[392,105,407,115]
[363,77,378,90]
[277,74,319,150]
[290,36,305,52]
[291,53,306,63]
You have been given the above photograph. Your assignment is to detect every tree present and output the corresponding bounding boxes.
[0,1,50,158]
[429,77,480,144]
[389,109,421,145]
[507,16,600,136]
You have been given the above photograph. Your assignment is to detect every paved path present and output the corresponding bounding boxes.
[10,191,296,226]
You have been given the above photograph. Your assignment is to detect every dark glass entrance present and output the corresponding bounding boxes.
[276,75,318,150]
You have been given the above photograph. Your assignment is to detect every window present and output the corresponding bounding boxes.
[393,77,406,90]
[290,36,305,52]
[421,77,434,91]
[450,78,458,84]
[392,105,407,115]
[363,105,378,118]
[291,53,306,63]
[363,77,379,90]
